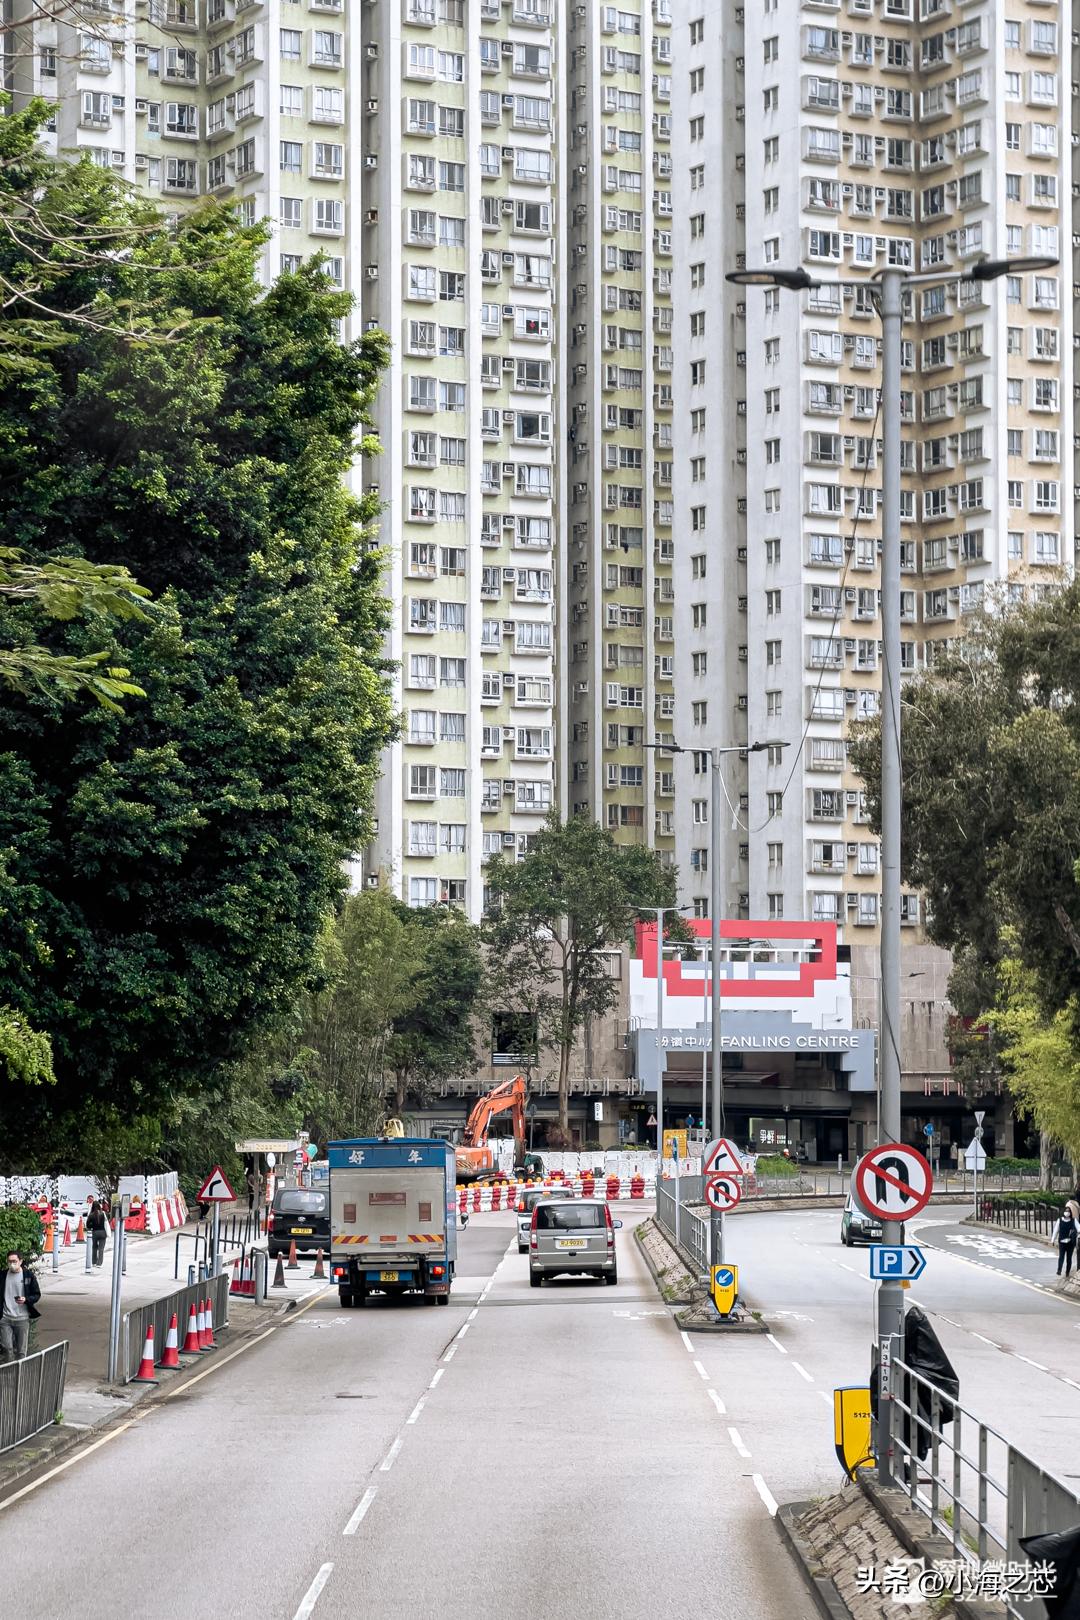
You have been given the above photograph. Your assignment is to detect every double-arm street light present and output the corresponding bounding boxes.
[726,252,1057,1480]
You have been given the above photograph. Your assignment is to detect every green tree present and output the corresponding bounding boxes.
[987,957,1080,1172]
[0,107,395,1167]
[384,903,483,1115]
[482,813,678,1138]
[0,549,152,710]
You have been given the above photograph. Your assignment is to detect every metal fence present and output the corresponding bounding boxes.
[121,1272,229,1384]
[656,1178,710,1274]
[891,1354,1080,1619]
[982,1198,1064,1239]
[0,1340,68,1454]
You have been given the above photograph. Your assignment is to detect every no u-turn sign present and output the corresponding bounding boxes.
[852,1144,933,1223]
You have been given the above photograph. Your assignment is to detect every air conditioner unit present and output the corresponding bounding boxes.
[843,637,856,652]
[501,146,514,158]
[845,791,858,806]
[365,42,379,58]
[502,409,515,423]
[364,208,379,224]
[846,893,859,909]
[502,832,516,847]
[135,154,149,169]
[501,251,515,264]
[501,461,515,475]
[366,874,380,889]
[365,265,379,280]
[502,357,515,371]
[365,98,379,114]
[502,726,515,740]
[845,587,857,602]
[501,200,515,215]
[845,690,857,706]
[502,673,516,687]
[135,98,148,112]
[503,781,516,795]
[737,695,748,711]
[502,514,516,530]
[501,41,514,55]
[846,842,858,856]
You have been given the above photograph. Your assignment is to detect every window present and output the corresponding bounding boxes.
[280,140,302,173]
[763,36,778,63]
[763,86,778,113]
[767,893,784,920]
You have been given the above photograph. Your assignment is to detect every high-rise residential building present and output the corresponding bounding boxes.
[673,0,1072,970]
[6,0,1073,977]
[6,0,352,302]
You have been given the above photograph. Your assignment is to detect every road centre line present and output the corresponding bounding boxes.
[728,1427,752,1460]
[791,1362,814,1383]
[455,1321,471,1341]
[467,1307,479,1322]
[379,1435,405,1472]
[442,1343,458,1363]
[292,1563,334,1620]
[766,1333,788,1355]
[680,1330,694,1353]
[693,1359,709,1381]
[342,1488,377,1538]
[707,1389,727,1415]
[753,1475,779,1517]
[817,1390,832,1407]
[1014,1355,1047,1372]
[429,1368,444,1389]
[406,1396,427,1425]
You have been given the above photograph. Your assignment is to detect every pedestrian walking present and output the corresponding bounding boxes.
[0,1251,41,1363]
[1054,1194,1079,1284]
[86,1199,109,1268]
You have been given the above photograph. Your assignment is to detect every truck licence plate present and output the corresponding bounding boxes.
[380,1270,399,1282]
[555,1238,586,1249]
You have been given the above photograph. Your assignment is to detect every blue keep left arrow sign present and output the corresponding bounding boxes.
[869,1245,925,1282]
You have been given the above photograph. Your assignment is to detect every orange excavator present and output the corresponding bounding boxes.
[453,1075,542,1182]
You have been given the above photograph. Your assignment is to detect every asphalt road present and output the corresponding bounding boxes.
[5,1203,1077,1620]
[1,1213,814,1620]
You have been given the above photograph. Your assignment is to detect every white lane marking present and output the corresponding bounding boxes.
[728,1426,752,1460]
[766,1333,788,1356]
[379,1435,405,1472]
[429,1368,444,1390]
[455,1321,471,1341]
[1014,1355,1047,1372]
[791,1361,814,1384]
[817,1390,832,1407]
[970,1332,999,1348]
[342,1488,377,1537]
[406,1396,427,1425]
[753,1475,779,1517]
[708,1389,727,1416]
[680,1330,694,1353]
[1063,1378,1080,1391]
[442,1343,457,1363]
[693,1359,709,1381]
[467,1307,479,1322]
[293,1563,334,1620]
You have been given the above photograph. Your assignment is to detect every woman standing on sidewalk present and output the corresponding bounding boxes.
[86,1201,109,1269]
[1055,1193,1079,1284]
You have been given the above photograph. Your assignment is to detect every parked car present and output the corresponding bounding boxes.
[528,1198,621,1286]
[840,1195,883,1247]
[269,1188,331,1259]
[515,1188,573,1253]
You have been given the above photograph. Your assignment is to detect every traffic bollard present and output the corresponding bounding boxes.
[254,1249,267,1305]
[85,1233,94,1274]
[52,1221,59,1273]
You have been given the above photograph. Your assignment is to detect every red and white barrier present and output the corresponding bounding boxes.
[457,1176,652,1213]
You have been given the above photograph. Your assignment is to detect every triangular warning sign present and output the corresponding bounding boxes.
[196,1165,236,1203]
[703,1138,745,1176]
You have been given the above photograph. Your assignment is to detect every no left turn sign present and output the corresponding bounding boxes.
[704,1174,742,1213]
[853,1144,933,1223]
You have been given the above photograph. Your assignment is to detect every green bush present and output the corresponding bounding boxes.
[983,1156,1040,1177]
[987,1190,1066,1210]
[0,1204,44,1266]
[754,1154,800,1178]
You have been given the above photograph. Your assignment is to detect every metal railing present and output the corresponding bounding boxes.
[981,1198,1064,1239]
[656,1179,710,1275]
[890,1354,1080,1617]
[120,1273,229,1384]
[0,1340,68,1454]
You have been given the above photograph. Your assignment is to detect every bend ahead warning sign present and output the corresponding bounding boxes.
[853,1144,933,1224]
[196,1165,236,1204]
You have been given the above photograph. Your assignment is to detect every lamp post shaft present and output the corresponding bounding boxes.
[709,749,724,1265]
[876,264,904,1484]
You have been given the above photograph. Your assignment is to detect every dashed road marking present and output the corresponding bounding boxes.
[728,1427,752,1460]
[753,1475,779,1517]
[292,1563,334,1620]
[406,1395,427,1425]
[1014,1355,1047,1372]
[429,1368,444,1389]
[379,1435,405,1472]
[680,1330,694,1353]
[693,1359,709,1381]
[791,1362,814,1383]
[442,1343,458,1363]
[342,1488,377,1537]
[766,1333,788,1355]
[708,1388,727,1416]
[817,1390,832,1408]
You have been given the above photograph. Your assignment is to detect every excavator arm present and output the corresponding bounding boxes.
[456,1076,530,1180]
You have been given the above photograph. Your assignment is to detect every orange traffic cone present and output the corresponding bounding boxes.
[242,1257,256,1297]
[43,1226,54,1255]
[62,1220,72,1248]
[203,1297,217,1349]
[229,1258,244,1297]
[158,1313,181,1370]
[133,1324,159,1384]
[195,1299,209,1351]
[76,1216,85,1243]
[313,1250,326,1279]
[286,1239,299,1270]
[181,1303,201,1355]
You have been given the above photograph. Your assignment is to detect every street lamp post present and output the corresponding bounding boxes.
[727,252,1057,1484]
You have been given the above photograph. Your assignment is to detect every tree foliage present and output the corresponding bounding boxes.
[987,957,1080,1170]
[0,106,395,1167]
[482,814,678,1134]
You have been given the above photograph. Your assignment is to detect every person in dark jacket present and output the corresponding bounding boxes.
[1,1251,41,1362]
[86,1201,109,1268]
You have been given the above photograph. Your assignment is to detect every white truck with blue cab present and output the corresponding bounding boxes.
[328,1137,458,1308]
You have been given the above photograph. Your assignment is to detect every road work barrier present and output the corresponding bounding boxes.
[457,1176,653,1212]
[120,1273,228,1384]
[0,1340,68,1455]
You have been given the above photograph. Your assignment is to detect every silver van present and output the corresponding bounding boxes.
[528,1198,621,1286]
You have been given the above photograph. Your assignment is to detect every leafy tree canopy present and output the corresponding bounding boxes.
[482,813,678,1133]
[0,105,395,1168]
